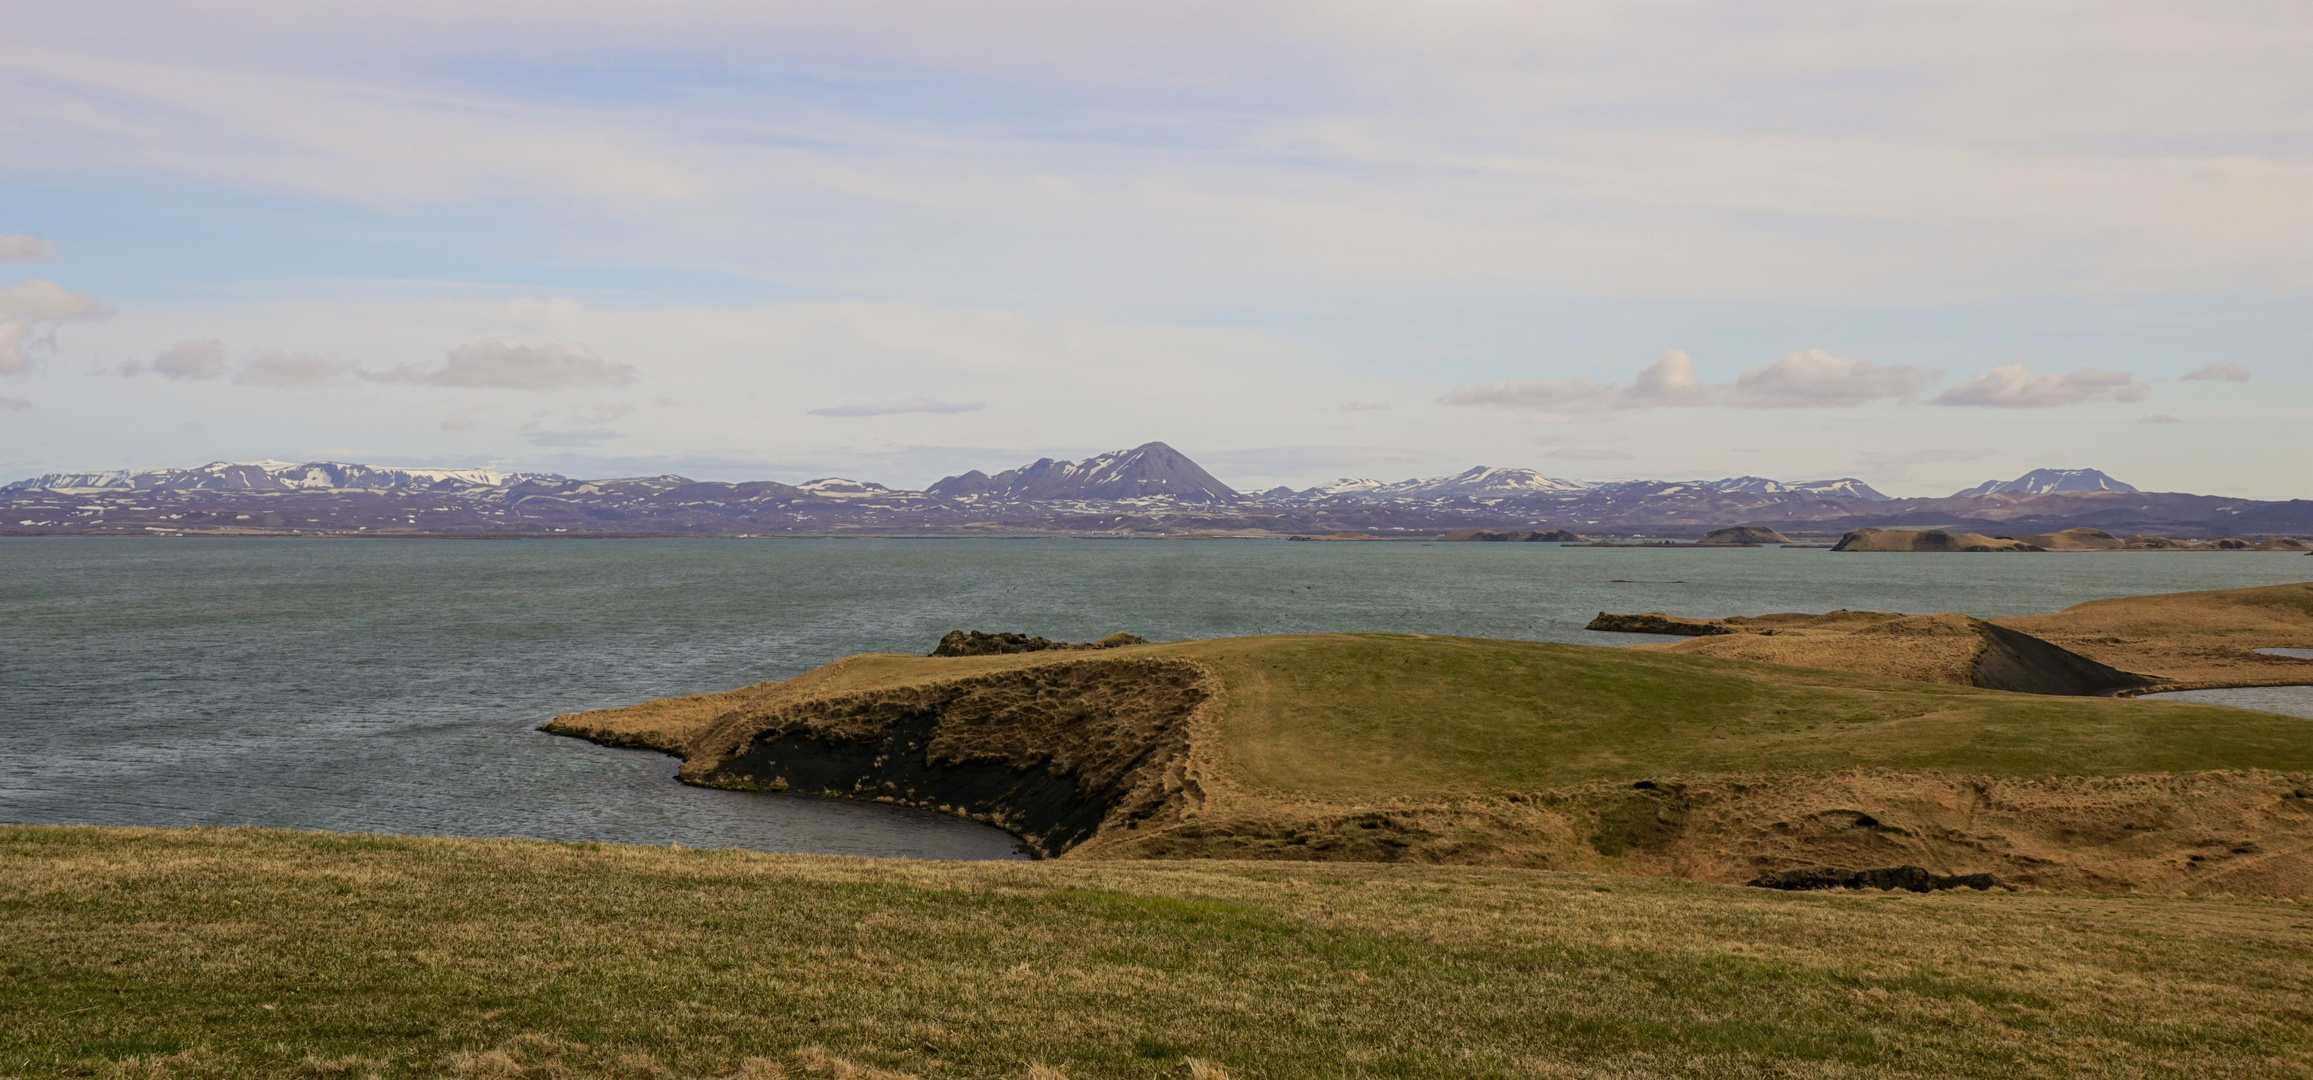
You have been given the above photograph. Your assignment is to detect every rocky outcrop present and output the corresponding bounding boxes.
[1585,612,1738,636]
[1746,866,2006,892]
[685,657,1215,857]
[1698,524,1792,545]
[929,630,1147,657]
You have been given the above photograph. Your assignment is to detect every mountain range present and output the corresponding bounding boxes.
[3,444,2303,539]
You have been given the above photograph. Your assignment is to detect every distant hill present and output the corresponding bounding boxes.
[4,447,2303,538]
[926,441,1238,504]
[1953,468,2137,498]
[1,459,561,493]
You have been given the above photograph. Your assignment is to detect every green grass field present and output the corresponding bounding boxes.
[7,826,2312,1080]
[1169,634,2313,795]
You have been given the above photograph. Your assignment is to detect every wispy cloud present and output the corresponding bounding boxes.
[1337,401,1390,412]
[1444,349,1928,413]
[1439,351,1714,412]
[2180,362,2250,383]
[362,340,635,389]
[2138,413,2183,423]
[1852,447,1995,481]
[1541,445,1634,461]
[0,235,57,261]
[523,428,620,447]
[1931,365,2147,408]
[0,395,29,411]
[808,398,987,418]
[0,280,111,375]
[118,339,228,381]
[234,352,354,388]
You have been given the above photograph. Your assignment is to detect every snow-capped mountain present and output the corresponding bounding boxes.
[1282,469,1878,503]
[1,459,563,493]
[1952,469,2137,498]
[1697,476,1891,502]
[927,442,1239,504]
[1293,467,1591,501]
[796,478,897,499]
[1374,466,1593,499]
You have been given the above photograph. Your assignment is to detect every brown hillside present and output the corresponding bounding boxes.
[1833,528,2039,552]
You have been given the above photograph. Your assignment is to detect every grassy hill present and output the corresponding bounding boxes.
[551,625,2313,895]
[6,826,2311,1080]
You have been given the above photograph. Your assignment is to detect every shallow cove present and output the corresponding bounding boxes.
[8,537,2311,856]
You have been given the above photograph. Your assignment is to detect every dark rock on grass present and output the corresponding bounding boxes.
[1698,524,1793,545]
[930,630,1148,657]
[1748,866,2007,893]
[1585,612,1737,636]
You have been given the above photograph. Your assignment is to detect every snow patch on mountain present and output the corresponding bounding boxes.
[1952,469,2137,498]
[2,460,562,493]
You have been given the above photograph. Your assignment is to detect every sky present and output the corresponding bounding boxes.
[1,1,2308,498]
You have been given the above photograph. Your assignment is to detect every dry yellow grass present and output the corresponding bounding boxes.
[1636,612,1988,685]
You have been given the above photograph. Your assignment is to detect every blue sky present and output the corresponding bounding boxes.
[2,1,2307,496]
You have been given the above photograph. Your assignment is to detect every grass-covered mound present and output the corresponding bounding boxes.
[551,629,2313,895]
[7,826,2312,1080]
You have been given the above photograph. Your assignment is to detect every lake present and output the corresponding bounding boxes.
[4,537,2308,858]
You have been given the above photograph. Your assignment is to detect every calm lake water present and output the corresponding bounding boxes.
[4,537,2309,858]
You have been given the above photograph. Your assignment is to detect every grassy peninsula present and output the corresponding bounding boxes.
[549,586,2313,895]
[8,825,2313,1080]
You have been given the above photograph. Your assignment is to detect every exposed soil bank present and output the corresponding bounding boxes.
[662,657,1215,858]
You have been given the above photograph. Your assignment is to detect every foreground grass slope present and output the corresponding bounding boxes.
[7,826,2313,1080]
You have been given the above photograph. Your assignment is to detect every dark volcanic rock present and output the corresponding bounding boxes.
[1747,866,2006,892]
[1585,612,1737,636]
[930,630,1148,657]
[1439,528,1590,542]
[1973,623,2157,696]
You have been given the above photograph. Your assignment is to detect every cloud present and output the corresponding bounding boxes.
[1540,445,1635,460]
[0,280,109,321]
[1729,349,1937,408]
[2138,413,2183,424]
[123,340,228,381]
[808,397,988,417]
[235,352,355,387]
[1436,377,1611,412]
[0,235,57,261]
[2180,362,2250,383]
[1337,401,1390,411]
[362,339,635,389]
[1619,350,1715,406]
[0,395,28,411]
[440,412,478,431]
[0,280,112,375]
[1931,365,2148,407]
